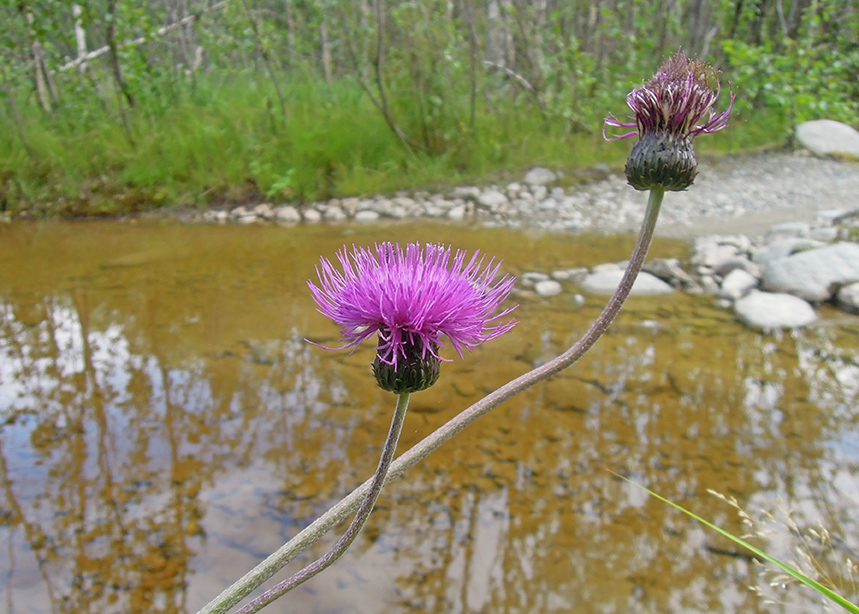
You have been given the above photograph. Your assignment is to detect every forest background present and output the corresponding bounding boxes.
[1,0,857,216]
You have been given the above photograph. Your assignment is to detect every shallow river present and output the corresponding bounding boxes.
[1,220,857,614]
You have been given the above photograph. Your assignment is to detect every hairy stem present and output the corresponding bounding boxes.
[197,188,665,614]
[208,392,411,614]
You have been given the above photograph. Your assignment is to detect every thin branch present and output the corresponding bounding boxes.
[338,0,424,157]
[59,1,227,72]
[482,60,536,92]
[371,0,421,156]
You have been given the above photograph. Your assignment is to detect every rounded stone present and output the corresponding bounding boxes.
[719,268,758,300]
[836,282,859,314]
[355,210,380,222]
[302,209,322,223]
[734,291,817,330]
[447,205,466,221]
[796,120,859,158]
[323,206,347,222]
[579,270,674,295]
[524,167,557,186]
[274,206,301,223]
[534,280,563,297]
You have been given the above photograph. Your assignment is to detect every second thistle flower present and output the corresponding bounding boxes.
[308,242,517,394]
[604,49,734,192]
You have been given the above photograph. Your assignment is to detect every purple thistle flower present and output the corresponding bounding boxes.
[308,242,517,393]
[604,49,735,191]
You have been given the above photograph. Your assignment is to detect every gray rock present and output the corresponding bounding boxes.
[563,267,589,281]
[532,185,548,201]
[340,197,361,214]
[451,186,480,200]
[253,203,274,220]
[386,205,408,219]
[534,280,563,297]
[809,226,839,242]
[274,205,301,223]
[644,258,697,288]
[236,214,258,224]
[477,189,508,211]
[734,291,817,330]
[447,205,467,221]
[511,198,532,212]
[761,242,859,301]
[524,167,557,186]
[836,282,859,314]
[323,206,347,222]
[692,240,739,268]
[537,197,558,212]
[712,256,760,278]
[699,274,721,294]
[579,270,674,295]
[765,221,809,240]
[816,209,850,225]
[355,210,380,222]
[522,272,550,284]
[392,196,416,209]
[592,262,622,273]
[230,205,250,219]
[752,238,826,264]
[302,208,322,223]
[796,120,859,158]
[720,269,758,299]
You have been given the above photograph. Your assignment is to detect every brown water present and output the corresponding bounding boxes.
[0,220,857,614]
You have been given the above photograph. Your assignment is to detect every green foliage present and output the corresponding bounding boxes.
[0,0,855,215]
[722,38,859,128]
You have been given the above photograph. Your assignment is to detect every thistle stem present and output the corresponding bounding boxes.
[196,188,664,614]
[205,392,411,614]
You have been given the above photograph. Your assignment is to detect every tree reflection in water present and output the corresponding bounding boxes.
[0,221,857,614]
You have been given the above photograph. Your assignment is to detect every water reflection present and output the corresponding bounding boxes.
[0,220,856,614]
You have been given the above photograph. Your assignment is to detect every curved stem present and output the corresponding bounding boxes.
[197,188,665,614]
[233,392,411,614]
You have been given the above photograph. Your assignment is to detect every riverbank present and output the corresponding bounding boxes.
[168,146,859,330]
[169,149,859,242]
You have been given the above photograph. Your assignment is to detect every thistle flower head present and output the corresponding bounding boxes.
[604,49,735,191]
[308,242,517,393]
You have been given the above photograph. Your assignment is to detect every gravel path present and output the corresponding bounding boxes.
[200,151,859,240]
[560,151,859,239]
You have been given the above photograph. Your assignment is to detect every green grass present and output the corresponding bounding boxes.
[0,71,793,217]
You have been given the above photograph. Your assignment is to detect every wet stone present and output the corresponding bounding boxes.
[355,210,380,222]
[580,270,674,295]
[836,282,859,314]
[719,269,758,300]
[534,280,563,297]
[274,206,301,223]
[734,290,818,330]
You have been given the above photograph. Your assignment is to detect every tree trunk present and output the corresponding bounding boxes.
[320,20,332,86]
[18,2,55,112]
[73,4,88,72]
[106,0,136,109]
